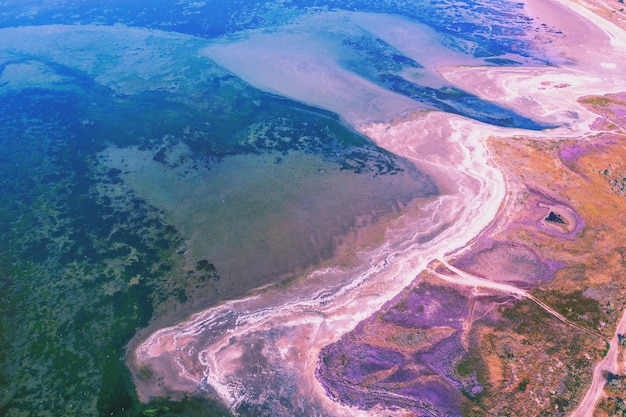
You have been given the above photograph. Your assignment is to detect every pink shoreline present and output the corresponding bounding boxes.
[132,108,509,415]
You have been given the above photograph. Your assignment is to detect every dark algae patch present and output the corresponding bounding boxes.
[0,86,231,415]
[546,210,567,224]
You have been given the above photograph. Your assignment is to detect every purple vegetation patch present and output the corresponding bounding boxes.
[559,143,590,168]
[382,367,419,384]
[317,353,463,415]
[382,283,468,328]
[416,333,465,386]
[316,283,477,415]
[317,343,401,409]
[398,381,462,417]
[454,241,555,286]
[612,108,626,118]
[545,258,567,275]
[341,344,404,384]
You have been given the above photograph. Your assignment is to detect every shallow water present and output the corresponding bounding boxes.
[98,139,435,303]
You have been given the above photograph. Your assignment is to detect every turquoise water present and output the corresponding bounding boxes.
[0,1,556,416]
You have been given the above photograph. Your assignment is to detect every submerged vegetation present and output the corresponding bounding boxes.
[0,26,431,416]
[0,88,231,416]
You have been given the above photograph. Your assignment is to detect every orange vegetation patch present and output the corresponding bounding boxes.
[451,92,626,415]
[488,129,626,317]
